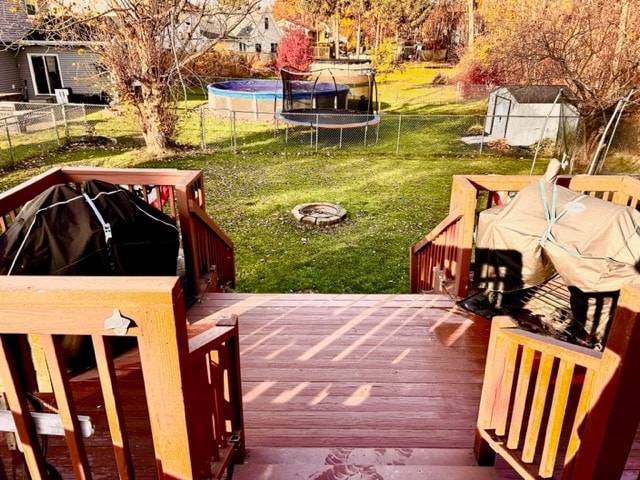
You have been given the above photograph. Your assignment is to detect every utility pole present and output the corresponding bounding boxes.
[468,0,474,51]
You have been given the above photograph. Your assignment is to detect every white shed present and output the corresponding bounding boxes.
[484,85,579,147]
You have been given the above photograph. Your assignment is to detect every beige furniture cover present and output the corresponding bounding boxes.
[476,179,640,293]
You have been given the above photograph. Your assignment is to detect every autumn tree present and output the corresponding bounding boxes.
[271,0,309,25]
[275,27,313,72]
[421,0,473,59]
[297,0,349,58]
[474,0,640,163]
[27,0,260,154]
[340,0,369,56]
[366,0,433,54]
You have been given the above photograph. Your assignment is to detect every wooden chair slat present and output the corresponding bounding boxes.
[564,368,597,477]
[495,340,519,436]
[540,359,575,477]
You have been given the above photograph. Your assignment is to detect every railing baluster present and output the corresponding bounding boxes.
[0,336,49,477]
[168,186,177,217]
[540,358,575,477]
[92,335,135,479]
[523,352,555,463]
[41,334,93,479]
[507,345,535,449]
[210,348,227,452]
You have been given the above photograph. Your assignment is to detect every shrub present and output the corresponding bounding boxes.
[452,55,503,98]
[371,38,399,76]
[275,28,313,73]
[184,47,254,85]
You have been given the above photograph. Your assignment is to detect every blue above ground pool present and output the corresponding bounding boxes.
[207,79,350,120]
[207,79,348,99]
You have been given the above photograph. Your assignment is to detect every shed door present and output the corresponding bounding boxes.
[490,95,512,138]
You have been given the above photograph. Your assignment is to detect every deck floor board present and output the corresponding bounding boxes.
[2,292,639,478]
[222,293,490,451]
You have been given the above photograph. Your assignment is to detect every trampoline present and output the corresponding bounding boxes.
[276,66,380,147]
[275,108,380,128]
[207,79,349,120]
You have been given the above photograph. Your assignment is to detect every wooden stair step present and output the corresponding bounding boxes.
[241,446,480,466]
[232,463,498,480]
[232,447,497,480]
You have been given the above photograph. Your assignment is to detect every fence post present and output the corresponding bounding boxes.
[82,104,87,132]
[3,118,16,168]
[396,115,402,154]
[479,115,485,155]
[231,111,237,154]
[199,107,205,150]
[61,104,69,143]
[51,107,60,146]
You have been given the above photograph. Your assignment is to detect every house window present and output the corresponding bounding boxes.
[264,18,269,30]
[28,54,63,95]
[270,43,278,53]
[255,43,262,53]
[24,0,37,15]
[239,42,247,52]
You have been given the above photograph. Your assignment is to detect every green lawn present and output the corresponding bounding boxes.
[160,152,535,293]
[0,146,545,294]
[1,64,638,293]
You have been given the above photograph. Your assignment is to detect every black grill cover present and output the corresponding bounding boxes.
[0,179,179,276]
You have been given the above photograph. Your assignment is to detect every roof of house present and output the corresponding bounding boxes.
[498,85,575,104]
[0,1,31,42]
[200,10,278,41]
[0,1,101,46]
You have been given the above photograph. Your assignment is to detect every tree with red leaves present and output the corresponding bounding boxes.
[275,28,313,73]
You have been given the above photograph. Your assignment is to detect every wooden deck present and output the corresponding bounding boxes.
[3,292,640,478]
[191,293,490,450]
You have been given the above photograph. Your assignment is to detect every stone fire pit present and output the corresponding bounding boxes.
[292,202,347,226]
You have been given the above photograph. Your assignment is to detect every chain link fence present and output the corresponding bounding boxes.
[195,107,581,164]
[0,102,142,169]
[0,99,604,172]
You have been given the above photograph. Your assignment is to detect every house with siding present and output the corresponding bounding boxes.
[200,9,282,60]
[0,0,106,103]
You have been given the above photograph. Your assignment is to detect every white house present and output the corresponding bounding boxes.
[200,10,282,60]
[0,0,106,103]
[484,85,579,147]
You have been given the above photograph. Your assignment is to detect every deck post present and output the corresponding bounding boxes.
[224,318,245,463]
[563,285,640,480]
[449,176,478,297]
[474,317,513,466]
[137,284,215,478]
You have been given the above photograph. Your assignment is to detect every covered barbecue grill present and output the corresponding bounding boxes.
[0,179,179,276]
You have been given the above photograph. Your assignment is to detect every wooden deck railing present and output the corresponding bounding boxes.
[0,166,235,296]
[0,276,244,479]
[410,174,640,296]
[474,283,640,479]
